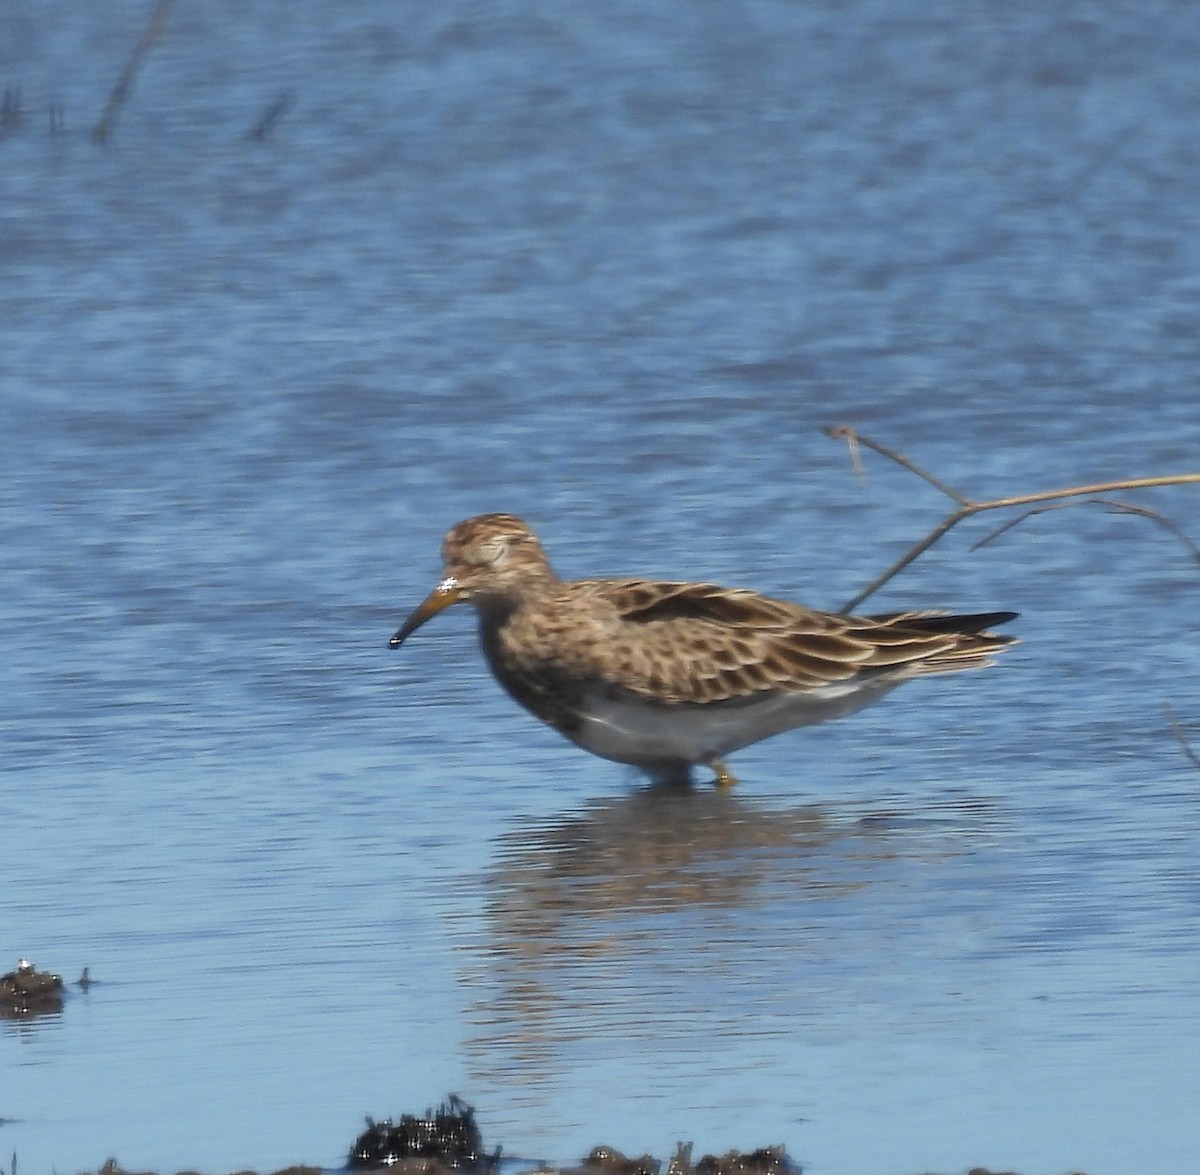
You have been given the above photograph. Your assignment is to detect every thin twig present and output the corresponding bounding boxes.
[246,90,293,141]
[825,424,1200,612]
[1,85,22,133]
[971,498,1200,565]
[1099,501,1200,565]
[92,0,171,144]
[823,425,973,506]
[1164,702,1200,772]
[838,426,868,486]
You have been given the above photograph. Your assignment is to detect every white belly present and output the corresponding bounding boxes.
[564,678,904,769]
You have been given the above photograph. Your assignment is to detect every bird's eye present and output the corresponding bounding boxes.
[468,537,508,566]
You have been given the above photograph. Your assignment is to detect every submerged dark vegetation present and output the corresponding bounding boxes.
[59,1096,1086,1175]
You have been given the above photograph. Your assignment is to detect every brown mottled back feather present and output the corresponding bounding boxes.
[509,579,1018,706]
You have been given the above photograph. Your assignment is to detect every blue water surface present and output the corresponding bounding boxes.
[3,3,1199,1174]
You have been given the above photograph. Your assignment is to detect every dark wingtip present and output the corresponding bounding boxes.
[892,610,1019,636]
[971,610,1019,631]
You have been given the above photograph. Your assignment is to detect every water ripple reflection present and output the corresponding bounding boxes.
[464,788,1004,1076]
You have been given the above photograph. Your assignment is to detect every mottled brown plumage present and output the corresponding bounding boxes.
[390,513,1017,785]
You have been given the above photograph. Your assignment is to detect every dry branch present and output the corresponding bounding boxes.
[246,90,293,142]
[823,424,1200,613]
[971,498,1200,564]
[92,0,171,144]
[1164,702,1200,772]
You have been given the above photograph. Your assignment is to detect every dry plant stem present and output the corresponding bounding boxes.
[1164,702,1200,771]
[92,0,171,143]
[246,90,293,141]
[823,425,1200,613]
[972,498,1200,564]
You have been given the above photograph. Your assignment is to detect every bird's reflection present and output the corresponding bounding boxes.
[458,780,1002,1084]
[485,785,840,944]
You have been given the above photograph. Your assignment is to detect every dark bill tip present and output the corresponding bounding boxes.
[387,579,462,650]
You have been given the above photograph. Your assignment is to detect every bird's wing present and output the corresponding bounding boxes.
[566,579,996,704]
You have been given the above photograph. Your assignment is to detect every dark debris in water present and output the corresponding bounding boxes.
[568,1142,794,1175]
[70,1097,1091,1175]
[346,1100,799,1175]
[692,1145,792,1175]
[83,1162,322,1175]
[349,1095,500,1171]
[962,1170,1090,1175]
[579,1145,661,1175]
[0,957,64,1019]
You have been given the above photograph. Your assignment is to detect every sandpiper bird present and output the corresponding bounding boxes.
[389,513,1017,786]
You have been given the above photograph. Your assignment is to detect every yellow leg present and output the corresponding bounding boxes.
[711,758,738,789]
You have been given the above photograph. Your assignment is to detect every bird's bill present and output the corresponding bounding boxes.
[388,577,463,648]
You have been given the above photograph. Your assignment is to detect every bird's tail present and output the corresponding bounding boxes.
[866,609,1019,675]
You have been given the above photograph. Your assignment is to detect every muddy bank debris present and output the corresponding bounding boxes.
[81,1163,321,1175]
[70,1097,1088,1175]
[573,1141,793,1175]
[0,958,65,1019]
[349,1095,500,1171]
[346,1098,795,1175]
